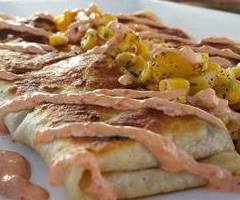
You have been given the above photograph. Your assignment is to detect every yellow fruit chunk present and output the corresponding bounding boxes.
[55,9,77,32]
[226,81,240,105]
[136,40,150,59]
[81,29,98,51]
[115,52,137,67]
[49,33,69,46]
[159,78,190,93]
[232,65,240,79]
[98,26,114,41]
[101,15,115,26]
[189,75,210,95]
[152,51,200,83]
[116,31,139,53]
[139,62,152,83]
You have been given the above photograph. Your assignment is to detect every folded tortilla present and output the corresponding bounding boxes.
[3,101,239,200]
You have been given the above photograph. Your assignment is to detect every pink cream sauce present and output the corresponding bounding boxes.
[49,148,116,200]
[66,21,89,43]
[0,150,49,200]
[188,88,240,128]
[0,19,51,38]
[93,88,187,100]
[0,91,225,133]
[193,45,240,60]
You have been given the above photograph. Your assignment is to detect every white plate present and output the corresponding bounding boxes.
[0,1,240,200]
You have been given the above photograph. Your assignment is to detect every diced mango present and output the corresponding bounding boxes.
[232,65,240,79]
[159,78,190,93]
[49,32,69,46]
[139,62,152,83]
[189,75,210,95]
[101,15,115,26]
[152,51,199,84]
[81,29,98,51]
[136,40,150,59]
[98,26,114,41]
[64,9,77,23]
[116,31,139,53]
[54,9,77,32]
[115,52,137,68]
[226,81,240,105]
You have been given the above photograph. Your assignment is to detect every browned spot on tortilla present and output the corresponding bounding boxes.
[37,103,119,127]
[107,108,203,136]
[0,49,76,74]
[10,52,139,95]
[0,29,48,43]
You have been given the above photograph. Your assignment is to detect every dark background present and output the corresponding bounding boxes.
[164,0,240,13]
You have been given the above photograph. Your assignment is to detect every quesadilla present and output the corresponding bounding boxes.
[0,4,240,200]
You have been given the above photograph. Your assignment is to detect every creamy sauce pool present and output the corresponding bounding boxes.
[0,150,49,200]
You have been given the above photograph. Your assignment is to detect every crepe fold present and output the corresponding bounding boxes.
[3,102,240,200]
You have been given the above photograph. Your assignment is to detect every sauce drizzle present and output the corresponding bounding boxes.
[0,19,51,38]
[0,90,226,134]
[0,150,49,200]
